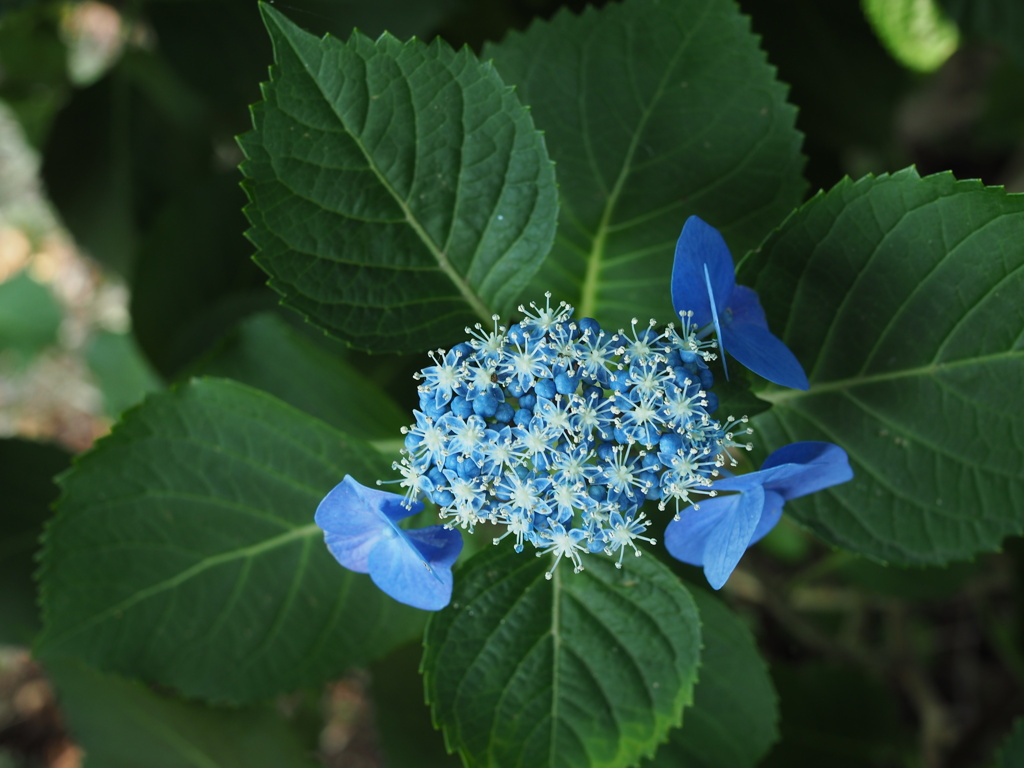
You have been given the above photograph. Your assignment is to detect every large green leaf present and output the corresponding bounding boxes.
[743,169,1024,565]
[423,546,701,768]
[48,659,316,768]
[36,377,424,703]
[240,4,558,353]
[644,589,778,768]
[485,0,806,325]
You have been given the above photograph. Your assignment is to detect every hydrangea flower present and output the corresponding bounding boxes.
[664,442,853,589]
[316,295,760,608]
[316,226,851,607]
[671,215,809,390]
[315,476,463,610]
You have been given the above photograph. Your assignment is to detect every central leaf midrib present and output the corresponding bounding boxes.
[287,33,493,323]
[548,564,562,767]
[577,10,705,319]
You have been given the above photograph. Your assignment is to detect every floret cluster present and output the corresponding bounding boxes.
[390,295,752,577]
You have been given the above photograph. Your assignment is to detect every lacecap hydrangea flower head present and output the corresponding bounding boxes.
[315,216,853,609]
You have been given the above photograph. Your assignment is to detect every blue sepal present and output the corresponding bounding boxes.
[671,216,734,328]
[748,491,785,546]
[664,488,765,590]
[670,215,810,390]
[702,484,765,590]
[716,441,854,499]
[665,441,852,589]
[367,524,462,611]
[722,286,809,390]
[315,476,463,611]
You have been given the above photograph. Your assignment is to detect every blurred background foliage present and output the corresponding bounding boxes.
[1,0,1022,766]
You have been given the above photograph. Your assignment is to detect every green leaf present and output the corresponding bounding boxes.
[744,169,1024,565]
[36,377,424,703]
[0,270,61,364]
[85,330,163,418]
[240,4,558,353]
[40,49,208,277]
[191,312,407,440]
[992,717,1024,768]
[423,546,701,768]
[484,0,806,325]
[47,659,316,768]
[0,438,69,645]
[644,589,778,768]
[862,0,959,72]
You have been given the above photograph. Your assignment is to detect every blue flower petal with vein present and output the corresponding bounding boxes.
[671,215,810,390]
[315,476,463,611]
[664,442,853,589]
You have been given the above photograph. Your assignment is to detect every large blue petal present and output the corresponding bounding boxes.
[669,442,852,590]
[671,216,735,327]
[714,442,853,501]
[315,476,422,573]
[760,441,853,500]
[664,495,741,566]
[722,287,809,390]
[713,462,807,495]
[367,523,463,611]
[724,284,767,326]
[748,490,785,546]
[666,488,780,589]
[702,484,765,590]
[315,476,463,610]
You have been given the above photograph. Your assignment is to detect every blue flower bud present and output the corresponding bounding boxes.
[534,377,556,399]
[493,401,514,423]
[472,392,499,418]
[554,371,577,395]
[451,396,474,419]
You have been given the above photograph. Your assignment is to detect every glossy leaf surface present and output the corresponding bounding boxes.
[241,4,558,352]
[486,0,805,325]
[745,169,1024,564]
[424,546,700,768]
[37,378,423,702]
